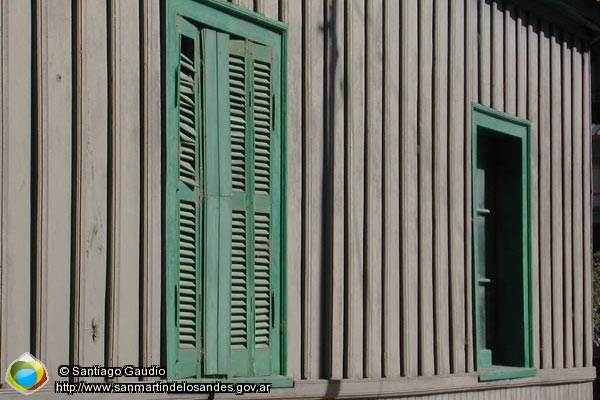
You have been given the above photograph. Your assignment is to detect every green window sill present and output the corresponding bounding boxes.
[478,366,537,382]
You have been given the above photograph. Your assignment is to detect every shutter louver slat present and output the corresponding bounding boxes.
[254,212,270,348]
[253,59,271,196]
[179,37,198,188]
[231,210,248,349]
[179,200,197,349]
[230,54,246,193]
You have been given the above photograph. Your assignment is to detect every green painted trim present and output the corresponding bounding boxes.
[185,0,288,33]
[478,367,537,382]
[169,0,282,49]
[279,28,288,378]
[471,103,533,371]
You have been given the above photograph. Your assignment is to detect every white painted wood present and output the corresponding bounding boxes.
[526,13,541,369]
[504,2,516,115]
[262,0,278,21]
[36,0,72,380]
[283,0,302,380]
[303,0,325,379]
[582,47,592,367]
[400,0,419,378]
[561,34,574,370]
[418,0,434,378]
[1,0,33,372]
[110,0,140,376]
[516,8,527,119]
[75,0,109,374]
[365,0,383,380]
[492,0,504,110]
[448,0,466,374]
[571,40,584,369]
[383,0,401,379]
[479,0,491,106]
[538,20,553,370]
[464,0,478,373]
[237,0,253,11]
[433,0,450,376]
[328,0,345,380]
[254,0,263,14]
[141,0,162,370]
[550,25,564,369]
[346,0,365,379]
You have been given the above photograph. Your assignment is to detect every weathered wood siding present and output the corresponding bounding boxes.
[0,0,594,398]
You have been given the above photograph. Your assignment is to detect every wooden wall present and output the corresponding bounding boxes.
[0,0,595,398]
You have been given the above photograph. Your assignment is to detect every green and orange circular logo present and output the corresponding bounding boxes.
[5,352,48,395]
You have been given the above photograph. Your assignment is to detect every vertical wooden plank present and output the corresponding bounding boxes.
[572,39,584,369]
[491,0,504,110]
[583,46,592,367]
[479,0,491,106]
[36,0,72,379]
[400,0,418,378]
[283,0,302,379]
[433,0,450,376]
[109,0,140,373]
[538,21,553,369]
[383,0,401,378]
[550,25,564,369]
[448,0,466,374]
[561,34,573,370]
[254,0,263,14]
[141,0,162,370]
[418,0,434,377]
[516,8,527,119]
[504,1,516,115]
[262,0,278,21]
[328,0,345,380]
[74,0,109,373]
[527,13,541,369]
[1,0,32,371]
[236,0,253,11]
[365,0,383,379]
[346,0,365,379]
[465,0,478,373]
[302,0,325,379]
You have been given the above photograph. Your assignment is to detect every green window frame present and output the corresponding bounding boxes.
[471,104,536,381]
[164,0,288,384]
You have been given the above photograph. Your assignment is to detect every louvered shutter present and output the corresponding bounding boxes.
[228,39,281,377]
[166,18,203,380]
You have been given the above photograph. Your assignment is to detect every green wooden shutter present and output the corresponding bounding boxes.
[228,39,281,377]
[202,28,232,377]
[166,17,203,379]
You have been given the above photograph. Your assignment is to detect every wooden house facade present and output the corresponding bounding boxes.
[0,0,598,398]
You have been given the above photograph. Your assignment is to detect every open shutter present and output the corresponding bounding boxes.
[228,39,281,377]
[166,17,203,380]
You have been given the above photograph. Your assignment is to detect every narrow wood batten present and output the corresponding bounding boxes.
[140,0,163,373]
[107,0,141,377]
[382,0,401,380]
